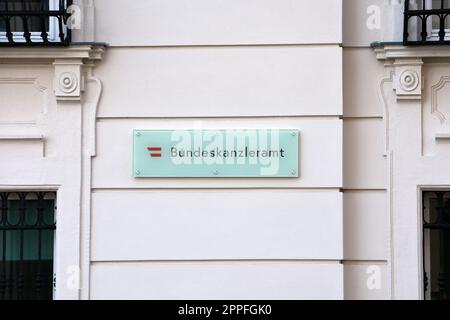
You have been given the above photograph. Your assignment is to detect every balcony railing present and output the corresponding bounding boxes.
[404,0,450,45]
[0,0,72,46]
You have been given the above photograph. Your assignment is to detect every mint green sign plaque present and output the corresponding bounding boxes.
[133,129,299,178]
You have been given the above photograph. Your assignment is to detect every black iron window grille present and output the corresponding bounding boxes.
[0,0,72,46]
[404,0,450,45]
[423,191,450,300]
[0,192,56,301]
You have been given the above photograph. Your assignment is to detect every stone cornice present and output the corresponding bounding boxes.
[0,44,106,62]
[375,44,450,60]
[0,44,106,101]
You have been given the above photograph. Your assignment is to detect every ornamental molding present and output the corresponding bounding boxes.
[377,70,395,153]
[0,77,47,94]
[0,44,105,102]
[374,45,450,60]
[392,59,423,100]
[431,76,450,124]
[0,45,105,61]
[399,70,420,92]
[374,45,428,100]
[53,59,84,101]
[58,72,79,94]
[0,77,48,126]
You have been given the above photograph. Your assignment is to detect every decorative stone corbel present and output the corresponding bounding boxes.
[392,58,423,100]
[53,59,84,101]
[373,45,434,101]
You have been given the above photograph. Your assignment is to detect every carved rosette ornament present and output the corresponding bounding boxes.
[399,70,420,92]
[392,58,423,100]
[58,72,78,94]
[53,59,83,101]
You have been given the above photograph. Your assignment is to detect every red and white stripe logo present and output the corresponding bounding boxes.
[148,147,162,158]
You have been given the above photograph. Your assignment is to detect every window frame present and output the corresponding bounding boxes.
[0,191,57,300]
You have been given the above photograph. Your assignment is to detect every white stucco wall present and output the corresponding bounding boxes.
[88,0,344,300]
[343,0,391,300]
[4,0,440,301]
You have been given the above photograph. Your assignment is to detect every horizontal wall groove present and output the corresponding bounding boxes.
[342,116,384,120]
[96,115,343,121]
[105,43,343,50]
[90,259,343,265]
[341,188,387,192]
[343,117,384,122]
[91,188,343,193]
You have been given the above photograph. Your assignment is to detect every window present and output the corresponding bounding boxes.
[0,0,49,32]
[0,0,72,45]
[0,192,56,301]
[423,191,450,300]
[404,0,450,45]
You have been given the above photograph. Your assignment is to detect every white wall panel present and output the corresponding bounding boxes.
[344,191,387,260]
[95,0,342,46]
[95,47,342,118]
[0,66,53,124]
[91,262,343,300]
[91,190,342,261]
[344,48,385,118]
[92,118,342,189]
[0,140,43,159]
[343,119,387,189]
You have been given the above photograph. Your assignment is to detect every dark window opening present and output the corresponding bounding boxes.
[423,191,450,300]
[0,192,56,301]
[0,0,49,33]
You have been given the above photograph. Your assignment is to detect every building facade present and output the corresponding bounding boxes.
[0,0,450,300]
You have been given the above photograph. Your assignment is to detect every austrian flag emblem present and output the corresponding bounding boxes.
[148,147,162,158]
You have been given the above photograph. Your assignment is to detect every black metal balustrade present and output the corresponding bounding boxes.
[0,192,56,300]
[0,0,72,46]
[404,0,450,45]
[423,191,450,300]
